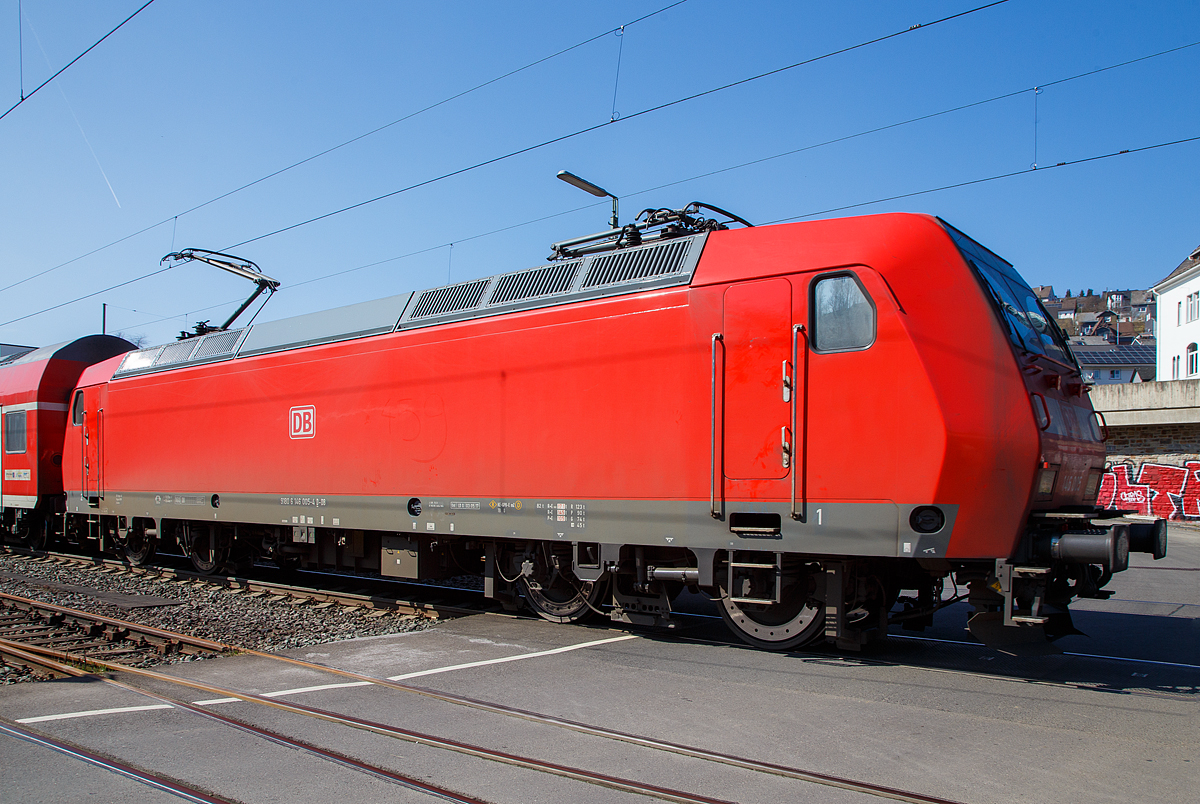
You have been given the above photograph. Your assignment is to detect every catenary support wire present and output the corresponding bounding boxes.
[611,26,625,121]
[11,5,1200,331]
[222,0,1013,250]
[0,0,157,122]
[49,133,1200,337]
[15,1,1200,306]
[0,0,692,296]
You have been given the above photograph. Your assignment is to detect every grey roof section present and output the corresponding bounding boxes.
[109,232,710,380]
[397,233,707,330]
[238,292,414,358]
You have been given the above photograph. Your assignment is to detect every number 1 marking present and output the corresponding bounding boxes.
[816,508,822,525]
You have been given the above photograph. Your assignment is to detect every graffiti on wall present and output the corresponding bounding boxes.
[1097,462,1200,520]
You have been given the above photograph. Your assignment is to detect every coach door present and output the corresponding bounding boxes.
[721,278,796,486]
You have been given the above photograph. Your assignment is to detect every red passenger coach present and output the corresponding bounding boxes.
[0,336,133,546]
[8,208,1169,650]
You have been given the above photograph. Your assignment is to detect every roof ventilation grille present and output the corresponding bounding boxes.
[583,238,691,289]
[489,260,581,306]
[192,328,245,359]
[152,340,200,367]
[410,279,490,319]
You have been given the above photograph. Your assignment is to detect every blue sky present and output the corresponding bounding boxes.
[2,0,1198,348]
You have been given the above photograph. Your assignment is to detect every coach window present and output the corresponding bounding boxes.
[811,273,875,352]
[71,390,85,426]
[4,411,26,454]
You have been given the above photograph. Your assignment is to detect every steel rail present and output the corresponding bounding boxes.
[0,591,229,654]
[0,718,237,804]
[2,591,966,804]
[0,638,80,678]
[4,638,738,804]
[239,647,967,804]
[0,642,495,804]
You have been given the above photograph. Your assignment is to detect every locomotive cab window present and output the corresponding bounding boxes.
[943,221,1080,370]
[71,390,85,426]
[4,410,26,454]
[811,273,875,352]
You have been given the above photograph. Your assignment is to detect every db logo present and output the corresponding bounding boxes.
[289,406,316,439]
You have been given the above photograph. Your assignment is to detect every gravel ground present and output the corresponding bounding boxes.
[0,552,436,684]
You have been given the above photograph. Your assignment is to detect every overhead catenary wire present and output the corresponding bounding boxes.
[8,4,1194,332]
[109,134,1200,338]
[12,22,1189,301]
[18,29,1195,332]
[0,0,693,296]
[0,266,176,328]
[628,37,1200,198]
[222,0,1013,251]
[0,0,157,123]
[761,135,1200,225]
[5,0,1010,316]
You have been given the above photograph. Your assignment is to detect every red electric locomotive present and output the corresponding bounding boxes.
[1,207,1167,650]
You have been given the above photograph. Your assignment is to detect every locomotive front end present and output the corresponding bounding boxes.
[941,223,1168,647]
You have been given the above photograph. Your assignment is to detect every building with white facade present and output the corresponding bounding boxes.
[1153,243,1200,381]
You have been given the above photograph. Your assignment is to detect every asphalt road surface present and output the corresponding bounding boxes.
[2,526,1196,804]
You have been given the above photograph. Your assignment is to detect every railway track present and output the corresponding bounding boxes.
[1,545,488,619]
[0,592,972,804]
[0,591,229,677]
[1,718,240,804]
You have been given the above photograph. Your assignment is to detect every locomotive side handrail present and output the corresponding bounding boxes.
[791,324,806,521]
[711,333,724,519]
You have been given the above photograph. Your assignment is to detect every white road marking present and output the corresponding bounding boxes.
[11,633,640,722]
[17,704,172,724]
[386,633,639,680]
[192,680,373,705]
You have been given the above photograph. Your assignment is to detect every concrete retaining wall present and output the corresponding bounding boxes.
[1089,380,1200,519]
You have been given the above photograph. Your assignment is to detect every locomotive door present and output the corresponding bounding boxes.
[82,387,103,506]
[722,278,794,482]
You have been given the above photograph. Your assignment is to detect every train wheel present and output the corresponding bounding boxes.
[124,521,156,566]
[518,544,606,624]
[719,567,825,650]
[523,575,606,623]
[25,514,53,552]
[181,524,228,575]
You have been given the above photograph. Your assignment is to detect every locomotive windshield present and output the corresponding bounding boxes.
[940,221,1077,369]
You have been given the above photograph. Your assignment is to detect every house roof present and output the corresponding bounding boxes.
[1154,242,1200,291]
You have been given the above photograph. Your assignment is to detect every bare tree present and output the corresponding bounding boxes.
[113,331,149,348]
